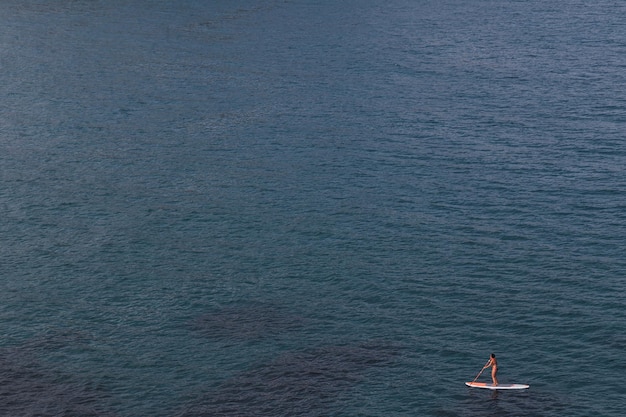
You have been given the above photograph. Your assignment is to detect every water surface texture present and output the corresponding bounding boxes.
[1,1,625,416]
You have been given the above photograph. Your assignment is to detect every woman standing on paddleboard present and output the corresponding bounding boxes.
[486,353,498,385]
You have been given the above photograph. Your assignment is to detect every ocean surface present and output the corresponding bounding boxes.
[1,1,625,416]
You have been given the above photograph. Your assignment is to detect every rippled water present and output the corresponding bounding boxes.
[1,0,625,416]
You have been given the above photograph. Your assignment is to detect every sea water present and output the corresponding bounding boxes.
[1,0,625,415]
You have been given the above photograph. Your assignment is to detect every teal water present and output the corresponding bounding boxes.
[1,1,625,416]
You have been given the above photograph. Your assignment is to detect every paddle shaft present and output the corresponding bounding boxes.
[472,360,491,383]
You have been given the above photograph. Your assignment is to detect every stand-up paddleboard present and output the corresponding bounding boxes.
[466,381,529,390]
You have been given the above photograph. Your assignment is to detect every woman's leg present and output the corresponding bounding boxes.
[491,367,498,385]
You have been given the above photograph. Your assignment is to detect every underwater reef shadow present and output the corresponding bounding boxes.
[177,339,402,417]
[189,301,307,341]
[0,331,118,417]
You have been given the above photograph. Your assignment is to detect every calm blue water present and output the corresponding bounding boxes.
[1,0,625,415]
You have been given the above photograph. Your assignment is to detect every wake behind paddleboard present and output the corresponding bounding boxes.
[465,382,529,390]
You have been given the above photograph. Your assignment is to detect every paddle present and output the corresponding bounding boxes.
[471,360,490,383]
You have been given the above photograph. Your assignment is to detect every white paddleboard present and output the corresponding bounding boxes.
[465,382,529,390]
